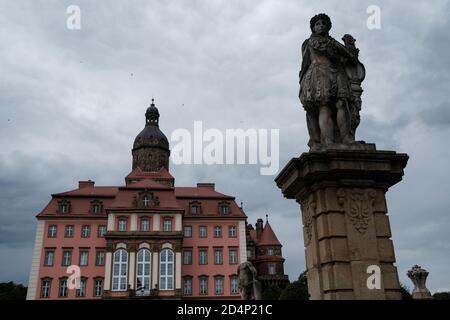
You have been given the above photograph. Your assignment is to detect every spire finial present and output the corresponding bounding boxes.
[266,213,269,223]
[151,97,155,106]
[240,201,243,209]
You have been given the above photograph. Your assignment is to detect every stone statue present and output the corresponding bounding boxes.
[299,13,366,151]
[407,265,432,299]
[237,261,262,300]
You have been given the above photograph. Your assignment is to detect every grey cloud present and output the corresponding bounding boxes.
[1,0,450,293]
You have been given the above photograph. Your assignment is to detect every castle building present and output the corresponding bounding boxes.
[246,218,289,290]
[26,101,286,300]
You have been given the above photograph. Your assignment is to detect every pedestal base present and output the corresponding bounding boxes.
[275,149,408,300]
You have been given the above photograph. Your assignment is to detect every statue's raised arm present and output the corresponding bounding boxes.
[298,13,366,151]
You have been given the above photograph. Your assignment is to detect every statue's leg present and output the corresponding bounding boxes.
[319,105,334,144]
[336,99,353,143]
[306,110,321,148]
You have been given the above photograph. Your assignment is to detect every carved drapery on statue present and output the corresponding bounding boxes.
[299,13,366,151]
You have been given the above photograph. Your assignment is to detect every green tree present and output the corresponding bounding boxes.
[0,282,27,300]
[279,271,309,300]
[399,282,412,300]
[262,284,282,300]
[433,292,450,300]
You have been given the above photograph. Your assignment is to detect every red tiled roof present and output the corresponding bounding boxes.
[258,223,281,246]
[174,187,233,199]
[53,186,118,197]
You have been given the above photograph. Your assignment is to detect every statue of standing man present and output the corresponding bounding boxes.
[299,14,366,151]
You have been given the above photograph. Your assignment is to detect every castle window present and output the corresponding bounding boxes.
[229,249,238,265]
[214,276,224,295]
[214,226,222,238]
[58,200,71,214]
[199,226,207,238]
[189,201,201,214]
[47,225,57,238]
[94,278,103,297]
[268,263,276,275]
[230,276,239,294]
[228,226,237,237]
[81,225,90,238]
[218,202,230,215]
[267,248,274,256]
[76,278,87,297]
[159,248,174,290]
[40,278,51,298]
[118,218,127,232]
[163,218,172,232]
[96,250,106,266]
[199,249,208,265]
[137,191,159,208]
[183,250,192,265]
[64,225,74,238]
[58,278,68,298]
[140,218,150,231]
[44,250,54,266]
[90,200,103,214]
[62,250,72,266]
[112,249,128,291]
[214,249,223,265]
[79,250,89,266]
[136,249,151,293]
[143,195,150,207]
[247,249,252,258]
[183,226,192,237]
[97,225,107,237]
[199,276,208,295]
[183,277,192,295]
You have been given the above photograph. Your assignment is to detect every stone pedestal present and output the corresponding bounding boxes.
[275,148,408,300]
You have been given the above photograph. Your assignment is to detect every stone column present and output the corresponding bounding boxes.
[275,148,408,300]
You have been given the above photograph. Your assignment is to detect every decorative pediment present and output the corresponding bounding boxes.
[134,190,160,208]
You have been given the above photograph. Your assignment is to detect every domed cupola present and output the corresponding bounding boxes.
[132,99,170,172]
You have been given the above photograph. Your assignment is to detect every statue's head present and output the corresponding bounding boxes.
[237,261,257,285]
[310,13,332,35]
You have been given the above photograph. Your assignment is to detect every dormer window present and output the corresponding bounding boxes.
[189,201,202,214]
[58,200,71,214]
[136,190,160,208]
[90,200,103,214]
[218,202,230,215]
[143,195,149,207]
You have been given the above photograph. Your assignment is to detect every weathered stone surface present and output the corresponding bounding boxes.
[407,265,432,299]
[275,149,408,300]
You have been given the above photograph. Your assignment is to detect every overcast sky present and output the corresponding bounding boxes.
[1,0,450,294]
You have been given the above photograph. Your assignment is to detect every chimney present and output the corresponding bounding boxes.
[255,218,264,240]
[197,183,215,190]
[79,180,95,189]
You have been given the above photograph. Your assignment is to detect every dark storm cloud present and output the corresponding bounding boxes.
[1,0,450,292]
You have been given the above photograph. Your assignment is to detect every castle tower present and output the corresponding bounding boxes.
[132,99,170,172]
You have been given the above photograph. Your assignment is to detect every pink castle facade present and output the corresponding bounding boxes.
[26,101,285,300]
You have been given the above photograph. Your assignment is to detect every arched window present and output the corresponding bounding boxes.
[112,249,128,291]
[136,249,151,294]
[159,248,174,290]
